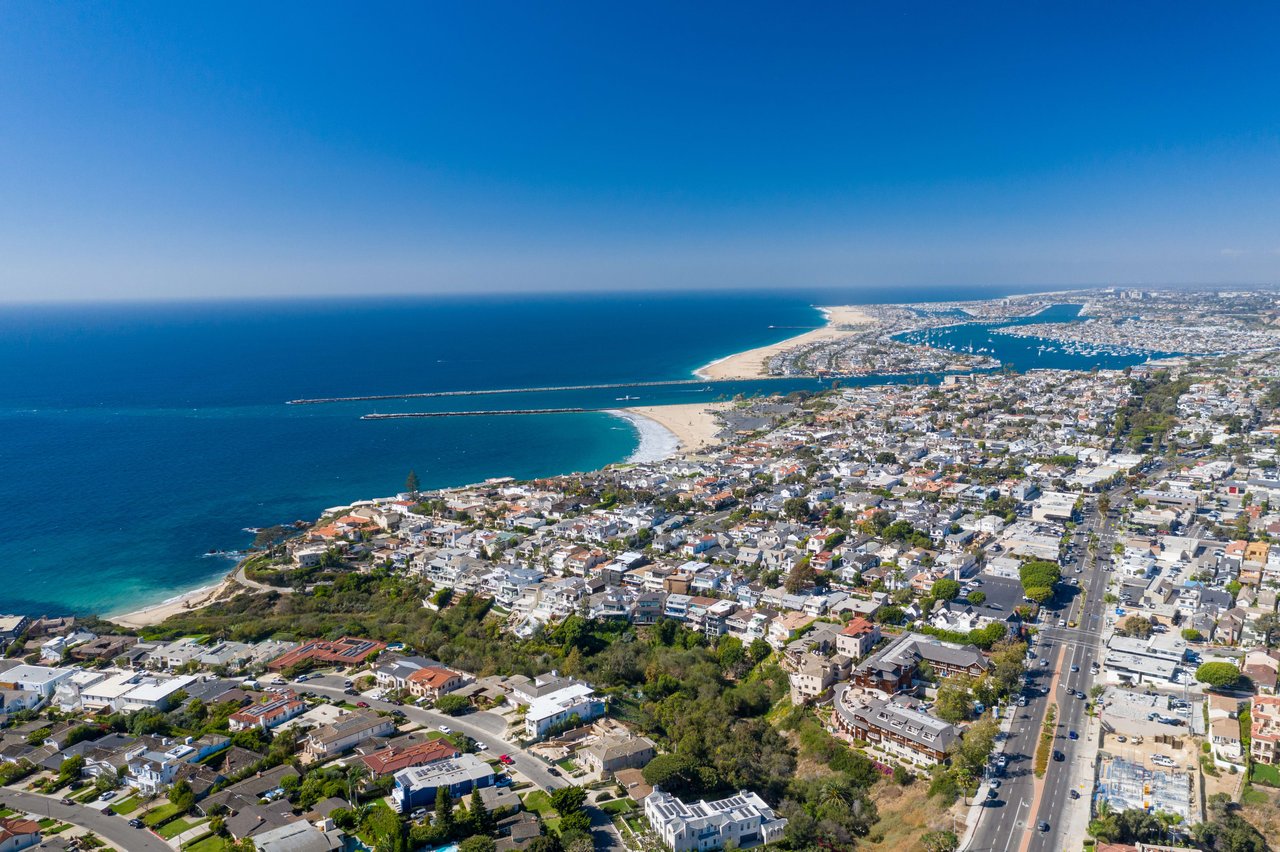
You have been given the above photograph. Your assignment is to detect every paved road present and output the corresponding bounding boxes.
[967,499,1120,852]
[303,676,625,844]
[301,676,563,792]
[1027,502,1118,851]
[0,788,171,851]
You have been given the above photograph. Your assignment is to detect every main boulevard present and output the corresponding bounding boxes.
[966,492,1122,852]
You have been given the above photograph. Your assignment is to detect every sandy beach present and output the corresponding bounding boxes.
[109,578,233,629]
[695,305,876,380]
[620,401,732,456]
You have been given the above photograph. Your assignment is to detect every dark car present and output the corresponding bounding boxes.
[987,789,998,800]
[343,688,359,696]
[1069,790,1080,800]
[1053,750,1065,762]
[547,767,561,776]
[129,819,145,829]
[1069,730,1078,740]
[1038,821,1050,832]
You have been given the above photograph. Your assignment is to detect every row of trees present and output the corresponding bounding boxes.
[1018,559,1061,604]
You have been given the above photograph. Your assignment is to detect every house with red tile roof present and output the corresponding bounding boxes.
[229,691,307,732]
[835,617,881,659]
[405,666,467,701]
[359,739,460,777]
[266,637,386,672]
[0,815,40,850]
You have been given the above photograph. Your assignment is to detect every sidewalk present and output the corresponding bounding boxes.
[957,682,1027,850]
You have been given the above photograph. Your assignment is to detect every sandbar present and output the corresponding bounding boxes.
[695,305,875,380]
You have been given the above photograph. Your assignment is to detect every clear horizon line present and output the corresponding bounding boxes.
[0,280,1276,309]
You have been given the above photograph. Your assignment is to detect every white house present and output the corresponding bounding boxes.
[644,789,787,851]
[523,683,605,739]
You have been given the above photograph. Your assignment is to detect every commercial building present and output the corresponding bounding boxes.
[849,632,987,695]
[832,687,958,766]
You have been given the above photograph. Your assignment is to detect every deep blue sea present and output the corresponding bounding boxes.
[0,287,1160,617]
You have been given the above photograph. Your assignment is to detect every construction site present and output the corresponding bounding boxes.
[1095,755,1198,823]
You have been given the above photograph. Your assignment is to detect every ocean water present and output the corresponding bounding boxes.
[0,286,1140,617]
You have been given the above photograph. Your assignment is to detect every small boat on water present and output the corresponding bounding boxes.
[616,395,639,401]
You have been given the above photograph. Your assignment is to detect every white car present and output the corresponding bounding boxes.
[474,741,488,751]
[438,725,452,734]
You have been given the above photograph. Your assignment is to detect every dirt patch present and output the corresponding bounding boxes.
[862,779,960,852]
[1241,785,1280,843]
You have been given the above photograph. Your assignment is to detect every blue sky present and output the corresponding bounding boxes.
[2,2,1278,300]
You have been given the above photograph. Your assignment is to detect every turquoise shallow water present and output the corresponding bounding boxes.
[0,288,1162,617]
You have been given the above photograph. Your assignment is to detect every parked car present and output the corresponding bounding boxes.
[474,741,488,751]
[498,754,515,765]
[129,819,144,829]
[438,725,452,734]
[547,767,561,777]
[98,791,116,801]
[1069,789,1080,800]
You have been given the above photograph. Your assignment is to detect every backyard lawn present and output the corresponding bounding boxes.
[1252,762,1280,787]
[601,798,635,815]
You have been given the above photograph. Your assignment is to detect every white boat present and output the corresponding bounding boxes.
[616,395,639,401]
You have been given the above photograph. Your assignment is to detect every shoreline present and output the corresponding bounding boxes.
[694,305,876,380]
[617,402,732,457]
[108,576,235,629]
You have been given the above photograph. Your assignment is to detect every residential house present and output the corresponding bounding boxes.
[303,711,395,761]
[835,617,881,659]
[391,754,495,814]
[644,789,787,852]
[1251,696,1280,766]
[405,666,467,702]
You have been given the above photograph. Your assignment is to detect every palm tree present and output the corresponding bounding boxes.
[346,764,368,806]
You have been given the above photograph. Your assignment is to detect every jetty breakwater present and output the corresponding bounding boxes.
[286,378,770,405]
[362,408,607,419]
